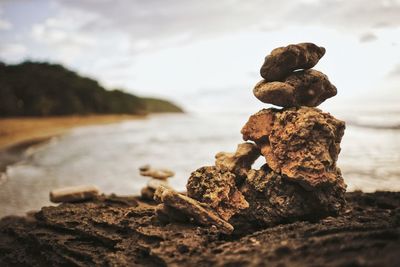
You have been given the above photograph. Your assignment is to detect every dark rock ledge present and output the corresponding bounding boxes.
[0,191,399,267]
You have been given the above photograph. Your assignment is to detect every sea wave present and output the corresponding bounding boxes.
[346,120,400,130]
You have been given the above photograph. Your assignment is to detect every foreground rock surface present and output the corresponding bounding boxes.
[0,192,399,267]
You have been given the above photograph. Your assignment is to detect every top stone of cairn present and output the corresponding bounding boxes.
[260,42,326,82]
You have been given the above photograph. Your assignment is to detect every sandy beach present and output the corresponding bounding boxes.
[0,115,145,151]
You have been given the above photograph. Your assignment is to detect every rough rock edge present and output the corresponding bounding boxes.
[237,166,346,227]
[154,186,234,234]
[241,107,346,189]
[186,166,249,221]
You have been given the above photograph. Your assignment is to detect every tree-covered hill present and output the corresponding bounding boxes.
[0,61,183,117]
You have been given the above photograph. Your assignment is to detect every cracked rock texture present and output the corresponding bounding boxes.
[186,166,249,221]
[1,192,399,266]
[236,165,346,228]
[260,42,326,82]
[154,187,234,234]
[242,107,346,190]
[254,69,337,107]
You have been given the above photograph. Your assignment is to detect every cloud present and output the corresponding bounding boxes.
[36,0,398,58]
[59,0,400,34]
[31,10,97,47]
[4,0,400,60]
[0,5,12,30]
[388,64,400,78]
[286,0,400,30]
[27,8,101,63]
[0,43,27,61]
[53,0,287,53]
[359,32,378,43]
[1,0,400,108]
[0,18,11,30]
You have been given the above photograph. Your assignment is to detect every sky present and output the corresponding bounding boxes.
[1,0,399,112]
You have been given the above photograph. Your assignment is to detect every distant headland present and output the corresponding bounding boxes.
[0,61,183,117]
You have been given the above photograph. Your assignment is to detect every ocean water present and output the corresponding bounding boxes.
[1,108,400,217]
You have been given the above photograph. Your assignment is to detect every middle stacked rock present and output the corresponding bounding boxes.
[155,42,347,234]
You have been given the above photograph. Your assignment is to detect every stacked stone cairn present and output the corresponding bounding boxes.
[155,43,347,234]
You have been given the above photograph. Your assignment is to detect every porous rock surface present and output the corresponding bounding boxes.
[236,165,346,227]
[260,42,326,82]
[1,192,399,266]
[253,69,337,107]
[186,166,249,221]
[242,107,346,190]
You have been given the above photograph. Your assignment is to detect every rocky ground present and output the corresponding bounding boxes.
[0,191,399,267]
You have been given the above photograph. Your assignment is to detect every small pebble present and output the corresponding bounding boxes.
[49,185,100,203]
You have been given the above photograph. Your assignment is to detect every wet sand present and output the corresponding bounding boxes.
[0,115,144,173]
[0,191,398,266]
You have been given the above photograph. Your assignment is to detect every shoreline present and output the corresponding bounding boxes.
[0,114,145,173]
[0,114,145,150]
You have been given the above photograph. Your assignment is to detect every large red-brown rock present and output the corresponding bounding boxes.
[186,166,249,221]
[242,107,346,190]
[241,109,276,143]
[253,69,337,107]
[260,42,326,82]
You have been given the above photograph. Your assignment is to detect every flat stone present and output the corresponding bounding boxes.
[253,69,337,107]
[154,186,234,234]
[260,42,326,82]
[50,185,100,203]
[140,168,175,180]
